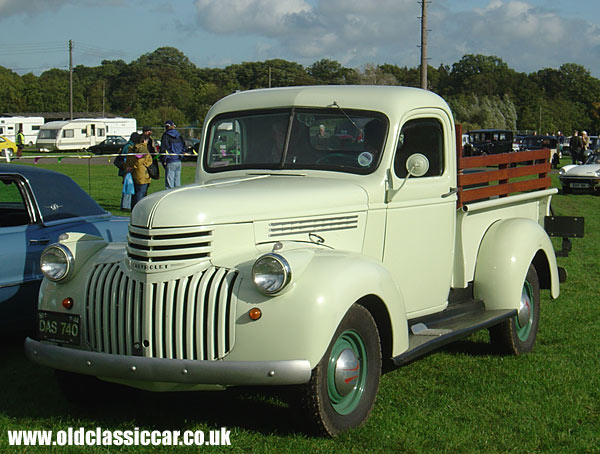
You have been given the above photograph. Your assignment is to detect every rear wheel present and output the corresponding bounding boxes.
[300,304,381,436]
[489,264,540,355]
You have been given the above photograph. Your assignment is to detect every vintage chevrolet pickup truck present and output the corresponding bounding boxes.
[25,86,581,436]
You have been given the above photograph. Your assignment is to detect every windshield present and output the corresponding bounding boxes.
[204,108,387,174]
[585,153,600,165]
[38,129,59,140]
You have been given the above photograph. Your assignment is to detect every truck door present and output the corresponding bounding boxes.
[384,112,457,317]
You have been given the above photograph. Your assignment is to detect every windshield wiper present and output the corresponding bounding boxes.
[331,101,362,136]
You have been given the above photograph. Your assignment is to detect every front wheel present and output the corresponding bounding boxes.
[489,264,540,355]
[300,304,381,436]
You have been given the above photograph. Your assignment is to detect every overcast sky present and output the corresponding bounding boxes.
[1,0,599,78]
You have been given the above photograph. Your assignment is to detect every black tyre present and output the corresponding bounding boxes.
[489,264,540,355]
[561,185,571,194]
[300,304,381,436]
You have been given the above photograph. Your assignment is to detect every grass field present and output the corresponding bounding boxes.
[1,157,598,453]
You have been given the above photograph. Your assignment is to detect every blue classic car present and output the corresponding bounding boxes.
[0,164,129,332]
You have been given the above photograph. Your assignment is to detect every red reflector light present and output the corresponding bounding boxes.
[62,298,74,310]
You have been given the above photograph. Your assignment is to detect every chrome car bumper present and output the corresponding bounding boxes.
[24,338,312,386]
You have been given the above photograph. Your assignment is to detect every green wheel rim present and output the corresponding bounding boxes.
[326,329,368,415]
[516,280,534,341]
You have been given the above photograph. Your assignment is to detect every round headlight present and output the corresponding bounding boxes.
[559,168,566,175]
[252,253,291,295]
[40,244,74,282]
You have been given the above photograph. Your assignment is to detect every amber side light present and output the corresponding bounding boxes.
[249,308,262,321]
[62,298,74,310]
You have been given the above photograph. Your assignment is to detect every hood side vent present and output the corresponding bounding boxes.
[269,215,359,237]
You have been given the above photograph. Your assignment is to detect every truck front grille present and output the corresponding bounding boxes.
[84,263,239,360]
[127,225,212,264]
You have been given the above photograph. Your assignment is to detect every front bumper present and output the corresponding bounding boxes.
[25,338,312,386]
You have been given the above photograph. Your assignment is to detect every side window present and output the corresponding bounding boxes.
[0,179,31,227]
[63,129,74,138]
[394,118,444,178]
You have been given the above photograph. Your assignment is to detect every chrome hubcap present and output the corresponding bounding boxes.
[334,348,360,397]
[518,286,532,327]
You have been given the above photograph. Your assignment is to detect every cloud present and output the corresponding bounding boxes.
[436,1,600,74]
[192,0,600,75]
[0,0,82,17]
[193,0,419,66]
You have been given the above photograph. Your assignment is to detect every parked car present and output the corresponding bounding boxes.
[559,152,600,193]
[87,135,127,155]
[0,164,129,332]
[0,135,17,158]
[519,135,560,164]
[183,138,200,161]
[465,129,514,156]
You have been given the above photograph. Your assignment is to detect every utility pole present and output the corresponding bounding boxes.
[69,40,73,120]
[102,80,106,117]
[419,1,429,90]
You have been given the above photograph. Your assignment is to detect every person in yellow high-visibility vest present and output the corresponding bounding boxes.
[16,128,25,158]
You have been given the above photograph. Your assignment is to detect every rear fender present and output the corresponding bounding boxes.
[474,218,559,311]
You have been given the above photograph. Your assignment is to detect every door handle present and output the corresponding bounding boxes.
[29,238,50,245]
[441,187,458,198]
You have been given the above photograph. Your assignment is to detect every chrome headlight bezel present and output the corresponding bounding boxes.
[252,253,292,295]
[40,244,74,282]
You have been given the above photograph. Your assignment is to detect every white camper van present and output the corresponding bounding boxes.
[0,116,45,146]
[36,117,136,152]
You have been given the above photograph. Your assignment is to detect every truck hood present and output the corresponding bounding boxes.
[131,175,369,228]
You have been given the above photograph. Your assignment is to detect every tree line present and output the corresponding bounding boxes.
[1,47,599,135]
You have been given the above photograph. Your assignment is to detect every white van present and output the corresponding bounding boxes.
[36,117,136,152]
[0,116,45,146]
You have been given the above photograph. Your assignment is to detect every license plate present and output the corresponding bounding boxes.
[570,182,590,188]
[37,311,81,345]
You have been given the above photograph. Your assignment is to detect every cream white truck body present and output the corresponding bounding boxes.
[27,86,560,393]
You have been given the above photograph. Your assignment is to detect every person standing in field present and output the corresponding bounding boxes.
[160,120,185,189]
[569,130,584,165]
[125,134,153,209]
[16,127,25,158]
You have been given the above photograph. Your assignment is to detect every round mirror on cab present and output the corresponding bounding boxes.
[405,153,430,177]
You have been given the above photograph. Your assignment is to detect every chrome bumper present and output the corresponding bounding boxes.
[24,338,312,386]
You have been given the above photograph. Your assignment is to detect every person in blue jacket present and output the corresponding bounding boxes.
[160,120,185,189]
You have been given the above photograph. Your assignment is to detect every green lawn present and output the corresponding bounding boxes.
[1,158,598,453]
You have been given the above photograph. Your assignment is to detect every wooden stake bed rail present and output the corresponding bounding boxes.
[455,125,551,208]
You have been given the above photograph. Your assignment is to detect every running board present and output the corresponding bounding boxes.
[392,308,517,366]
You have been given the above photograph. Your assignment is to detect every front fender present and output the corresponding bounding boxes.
[474,218,559,311]
[228,249,408,367]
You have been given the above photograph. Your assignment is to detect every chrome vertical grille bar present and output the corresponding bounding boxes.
[117,272,128,355]
[124,278,134,356]
[109,268,121,354]
[195,268,216,360]
[94,264,111,352]
[206,268,227,361]
[164,280,176,359]
[142,282,154,358]
[102,264,119,354]
[174,276,189,360]
[185,272,202,360]
[153,282,164,358]
[217,270,237,358]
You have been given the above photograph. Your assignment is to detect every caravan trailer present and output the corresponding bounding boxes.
[35,117,136,152]
[0,116,45,146]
